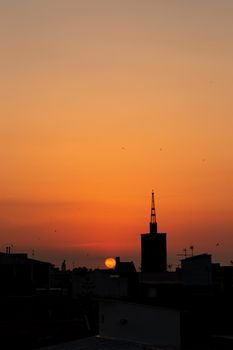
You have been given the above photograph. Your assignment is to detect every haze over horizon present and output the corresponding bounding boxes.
[0,0,232,269]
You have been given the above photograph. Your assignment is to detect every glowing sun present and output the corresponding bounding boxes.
[105,257,116,269]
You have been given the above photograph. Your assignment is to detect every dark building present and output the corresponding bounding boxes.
[0,251,53,295]
[114,256,136,275]
[141,191,167,273]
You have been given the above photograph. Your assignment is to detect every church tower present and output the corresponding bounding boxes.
[141,191,167,273]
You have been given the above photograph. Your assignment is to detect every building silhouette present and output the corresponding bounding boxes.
[141,191,167,273]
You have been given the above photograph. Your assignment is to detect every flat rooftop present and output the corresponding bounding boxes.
[38,336,174,350]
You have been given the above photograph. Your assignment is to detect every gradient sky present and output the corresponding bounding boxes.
[0,0,233,269]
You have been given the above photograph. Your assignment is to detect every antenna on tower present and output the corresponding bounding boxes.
[150,190,157,234]
[151,190,156,224]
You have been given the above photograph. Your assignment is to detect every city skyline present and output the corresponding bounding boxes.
[0,0,233,268]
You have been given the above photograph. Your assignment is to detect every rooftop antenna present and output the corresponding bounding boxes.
[189,245,194,257]
[176,248,191,260]
[6,246,12,254]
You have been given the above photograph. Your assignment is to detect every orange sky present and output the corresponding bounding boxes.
[0,1,233,269]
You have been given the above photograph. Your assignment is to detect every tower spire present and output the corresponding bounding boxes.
[150,190,157,234]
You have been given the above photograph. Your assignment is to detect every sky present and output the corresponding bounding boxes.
[0,0,232,269]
